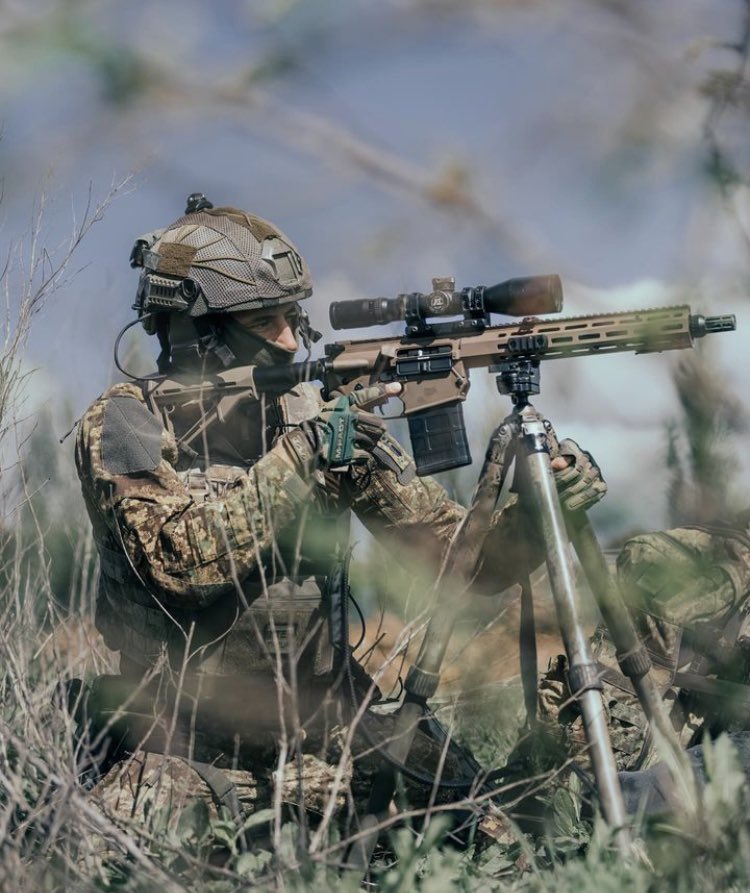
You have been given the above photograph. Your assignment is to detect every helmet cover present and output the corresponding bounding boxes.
[135,206,312,320]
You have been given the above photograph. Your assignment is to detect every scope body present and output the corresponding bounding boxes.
[329,274,563,331]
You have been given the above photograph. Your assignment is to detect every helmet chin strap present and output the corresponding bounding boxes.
[163,304,318,374]
[195,319,237,367]
[165,316,235,373]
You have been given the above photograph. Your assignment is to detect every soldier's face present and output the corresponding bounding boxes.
[231,305,300,353]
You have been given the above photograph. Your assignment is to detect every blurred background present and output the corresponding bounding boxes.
[1,0,749,617]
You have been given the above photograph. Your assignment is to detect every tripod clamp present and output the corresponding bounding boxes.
[492,355,541,400]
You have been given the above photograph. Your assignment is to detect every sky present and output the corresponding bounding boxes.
[2,0,749,538]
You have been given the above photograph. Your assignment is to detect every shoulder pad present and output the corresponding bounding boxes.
[101,394,164,474]
[371,432,416,485]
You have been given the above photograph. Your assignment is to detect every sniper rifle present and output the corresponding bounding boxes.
[144,274,736,474]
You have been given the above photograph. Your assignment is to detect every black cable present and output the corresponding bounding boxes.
[392,675,404,702]
[349,591,367,652]
[113,315,154,381]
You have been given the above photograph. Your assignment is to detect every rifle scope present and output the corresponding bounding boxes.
[329,274,563,331]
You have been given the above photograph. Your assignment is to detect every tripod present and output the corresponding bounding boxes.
[348,356,691,872]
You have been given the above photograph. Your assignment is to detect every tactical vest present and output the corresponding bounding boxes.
[93,383,344,704]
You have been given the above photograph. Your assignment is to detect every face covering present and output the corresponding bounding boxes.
[219,315,298,367]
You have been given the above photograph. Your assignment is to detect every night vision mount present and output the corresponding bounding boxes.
[128,193,217,320]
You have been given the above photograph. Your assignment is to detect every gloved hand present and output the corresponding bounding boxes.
[550,438,607,513]
[278,383,400,473]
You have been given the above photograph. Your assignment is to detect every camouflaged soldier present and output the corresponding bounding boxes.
[500,515,750,826]
[74,195,607,844]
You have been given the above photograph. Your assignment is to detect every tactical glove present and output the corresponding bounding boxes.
[278,385,390,474]
[551,438,607,513]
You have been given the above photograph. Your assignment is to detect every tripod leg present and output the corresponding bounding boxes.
[517,411,631,853]
[519,575,539,723]
[567,514,693,777]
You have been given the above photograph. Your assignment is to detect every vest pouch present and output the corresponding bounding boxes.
[207,576,327,677]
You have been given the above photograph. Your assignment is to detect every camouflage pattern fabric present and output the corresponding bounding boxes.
[88,750,336,861]
[74,377,539,832]
[76,379,470,598]
[88,704,499,856]
[76,381,321,613]
[617,523,750,629]
[75,380,540,680]
[534,629,701,775]
[500,520,750,823]
[93,749,343,830]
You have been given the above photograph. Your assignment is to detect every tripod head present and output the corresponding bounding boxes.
[492,356,541,406]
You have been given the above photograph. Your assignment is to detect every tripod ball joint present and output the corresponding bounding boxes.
[495,358,541,397]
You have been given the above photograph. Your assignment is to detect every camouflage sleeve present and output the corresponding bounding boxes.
[616,526,749,627]
[344,445,464,552]
[341,431,535,591]
[75,383,315,610]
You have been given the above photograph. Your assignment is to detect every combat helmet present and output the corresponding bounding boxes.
[130,194,316,371]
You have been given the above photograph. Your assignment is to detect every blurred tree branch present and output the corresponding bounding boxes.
[665,349,748,526]
[3,0,748,273]
[0,176,131,464]
[0,0,555,264]
[700,0,750,249]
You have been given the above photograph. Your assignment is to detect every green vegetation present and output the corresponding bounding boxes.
[2,2,749,879]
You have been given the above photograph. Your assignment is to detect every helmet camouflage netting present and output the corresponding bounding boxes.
[135,206,313,320]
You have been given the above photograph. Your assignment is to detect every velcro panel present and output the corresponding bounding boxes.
[157,242,198,277]
[102,396,164,474]
[371,432,416,484]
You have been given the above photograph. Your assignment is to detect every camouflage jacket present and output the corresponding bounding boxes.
[75,380,529,706]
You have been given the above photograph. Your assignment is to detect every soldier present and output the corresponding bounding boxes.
[73,196,606,851]
[500,515,750,825]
